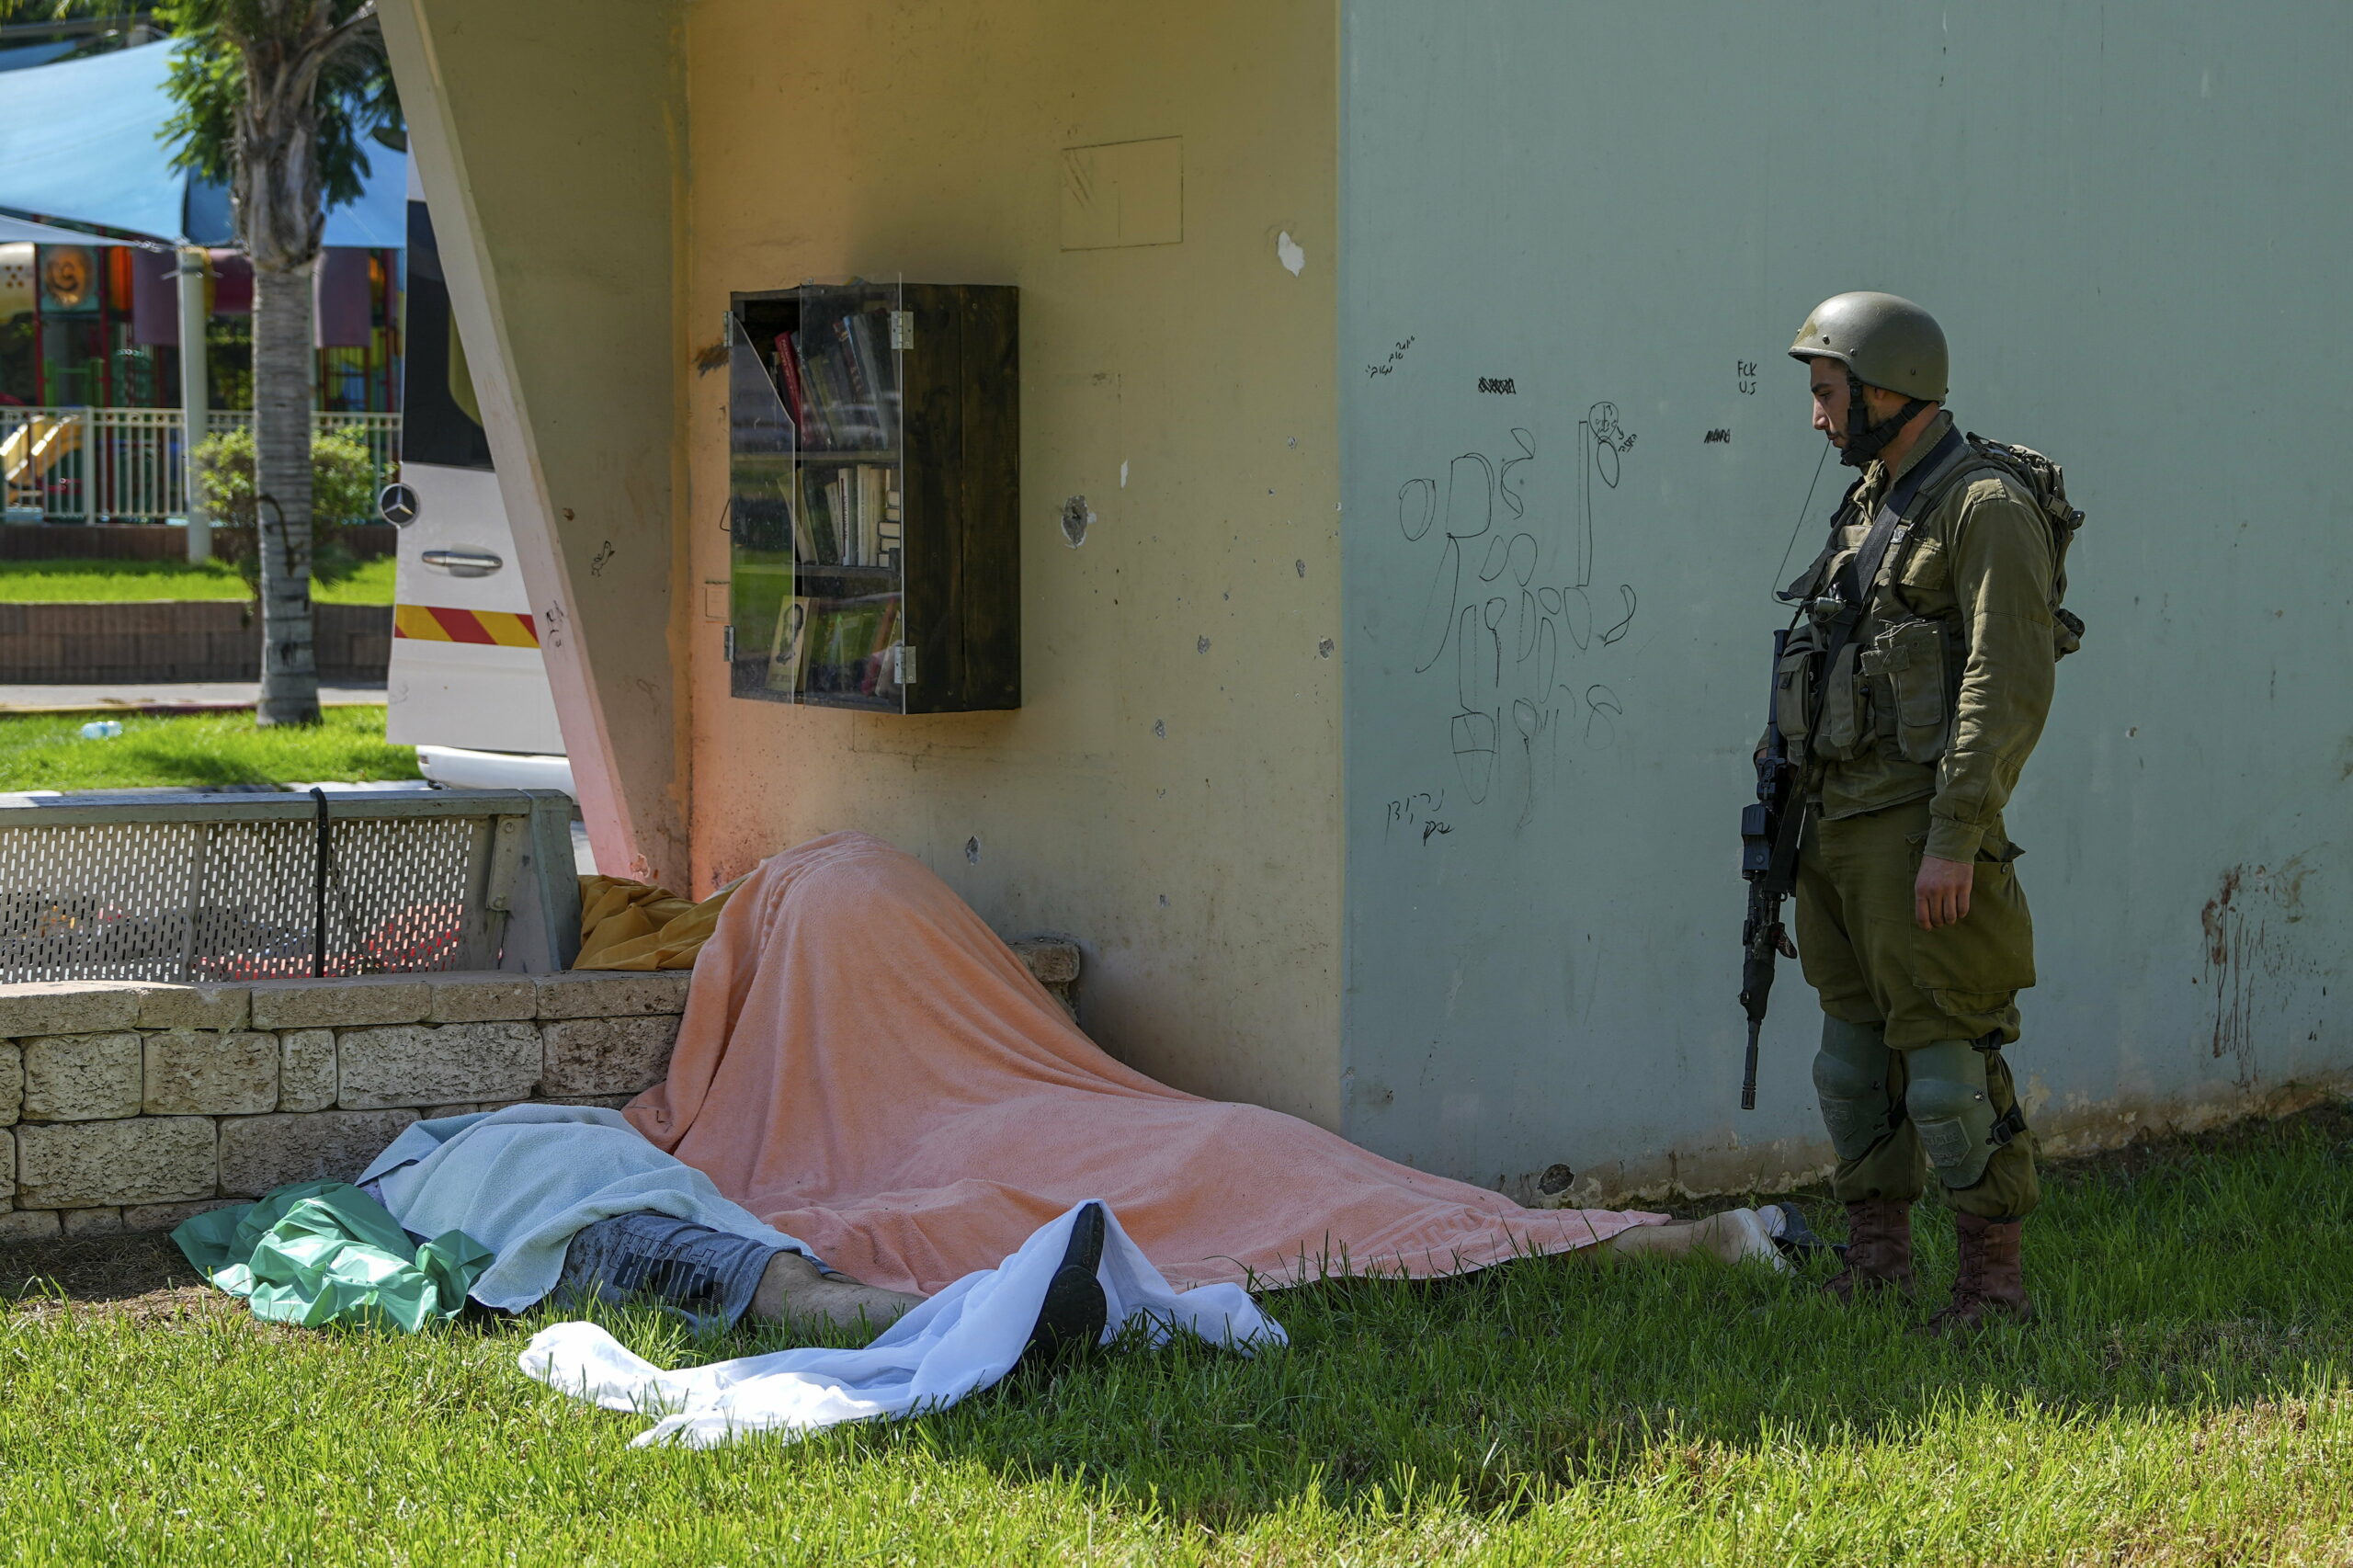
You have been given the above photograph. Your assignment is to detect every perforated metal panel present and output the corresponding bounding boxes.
[0,791,579,983]
[0,821,201,983]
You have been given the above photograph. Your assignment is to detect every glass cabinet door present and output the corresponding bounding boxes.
[728,283,908,710]
[725,312,800,700]
[779,283,905,710]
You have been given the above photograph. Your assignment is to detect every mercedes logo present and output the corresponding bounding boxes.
[378,482,420,528]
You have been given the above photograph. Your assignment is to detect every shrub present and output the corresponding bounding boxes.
[191,426,379,592]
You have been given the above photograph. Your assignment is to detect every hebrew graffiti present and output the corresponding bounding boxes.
[1392,407,1640,830]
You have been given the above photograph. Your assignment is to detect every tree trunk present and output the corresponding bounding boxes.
[252,257,319,725]
[232,2,342,728]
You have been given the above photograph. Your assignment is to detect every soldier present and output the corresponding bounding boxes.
[1775,291,2071,1332]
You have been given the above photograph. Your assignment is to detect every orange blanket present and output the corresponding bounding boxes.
[626,833,1659,1295]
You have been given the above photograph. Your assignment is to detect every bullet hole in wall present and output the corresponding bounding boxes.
[1061,495,1094,548]
[965,835,981,864]
[1154,719,1165,738]
[1295,559,1306,577]
[1197,635,1211,654]
[1318,638,1334,658]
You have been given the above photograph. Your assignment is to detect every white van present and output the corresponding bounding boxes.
[381,167,571,801]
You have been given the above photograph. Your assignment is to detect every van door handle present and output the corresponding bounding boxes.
[421,549,503,577]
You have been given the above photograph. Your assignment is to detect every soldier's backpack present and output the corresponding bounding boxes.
[1917,433,2088,659]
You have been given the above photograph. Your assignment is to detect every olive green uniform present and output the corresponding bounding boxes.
[1781,410,2057,1221]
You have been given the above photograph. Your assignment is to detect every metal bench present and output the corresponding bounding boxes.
[0,788,579,983]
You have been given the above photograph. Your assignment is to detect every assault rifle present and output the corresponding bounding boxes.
[1738,628,1804,1109]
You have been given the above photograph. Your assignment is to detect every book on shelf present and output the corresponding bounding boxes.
[833,471,856,567]
[810,335,862,449]
[785,331,834,450]
[857,597,901,696]
[801,593,899,697]
[765,594,816,693]
[789,490,818,564]
[788,460,902,571]
[857,465,883,567]
[799,468,840,564]
[770,332,809,440]
[835,311,892,426]
[762,309,903,457]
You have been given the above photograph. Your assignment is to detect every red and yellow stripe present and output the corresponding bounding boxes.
[393,604,541,648]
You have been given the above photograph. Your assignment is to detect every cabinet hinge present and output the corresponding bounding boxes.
[893,642,918,685]
[889,310,915,351]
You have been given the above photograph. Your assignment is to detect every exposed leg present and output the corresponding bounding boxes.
[1591,1209,1787,1270]
[750,1251,926,1333]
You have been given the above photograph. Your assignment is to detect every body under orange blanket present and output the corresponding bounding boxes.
[625,833,1659,1295]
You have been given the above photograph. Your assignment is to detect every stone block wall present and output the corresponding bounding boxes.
[0,942,1079,1242]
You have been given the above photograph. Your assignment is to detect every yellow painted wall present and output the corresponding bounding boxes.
[680,1,1344,1119]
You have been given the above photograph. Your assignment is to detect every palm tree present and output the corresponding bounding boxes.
[1,0,399,725]
[162,0,400,725]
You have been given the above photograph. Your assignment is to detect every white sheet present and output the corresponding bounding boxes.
[519,1201,1287,1448]
[356,1105,813,1312]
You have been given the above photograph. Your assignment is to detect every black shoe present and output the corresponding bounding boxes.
[1017,1201,1108,1371]
[1763,1202,1836,1262]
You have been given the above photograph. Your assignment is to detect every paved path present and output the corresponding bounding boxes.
[0,682,390,713]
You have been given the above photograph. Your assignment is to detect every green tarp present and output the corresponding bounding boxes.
[173,1180,491,1332]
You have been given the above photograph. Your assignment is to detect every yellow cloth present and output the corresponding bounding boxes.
[574,875,741,971]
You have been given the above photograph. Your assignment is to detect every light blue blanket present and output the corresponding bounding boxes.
[357,1105,815,1312]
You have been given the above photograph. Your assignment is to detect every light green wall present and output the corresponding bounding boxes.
[1339,2,2353,1197]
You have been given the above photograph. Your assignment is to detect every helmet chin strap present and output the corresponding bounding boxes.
[1839,369,1930,470]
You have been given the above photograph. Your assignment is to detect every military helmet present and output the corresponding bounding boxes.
[1787,291,1948,401]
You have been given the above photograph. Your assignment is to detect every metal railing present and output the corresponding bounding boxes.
[0,407,402,525]
[0,789,579,983]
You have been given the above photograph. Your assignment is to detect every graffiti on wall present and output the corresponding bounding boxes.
[1390,403,1643,830]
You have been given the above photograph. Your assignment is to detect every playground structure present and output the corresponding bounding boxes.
[1,406,400,524]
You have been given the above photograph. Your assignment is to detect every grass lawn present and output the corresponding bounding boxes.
[0,706,419,791]
[4,1109,2350,1564]
[0,556,396,605]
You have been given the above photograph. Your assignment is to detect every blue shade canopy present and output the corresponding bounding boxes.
[0,40,402,247]
[0,210,147,245]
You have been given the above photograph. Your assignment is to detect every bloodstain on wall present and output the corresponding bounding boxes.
[2200,858,2313,1088]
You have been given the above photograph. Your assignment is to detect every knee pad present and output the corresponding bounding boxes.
[1905,1039,1998,1188]
[1812,1017,1898,1161]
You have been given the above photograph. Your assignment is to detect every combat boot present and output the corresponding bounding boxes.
[1821,1198,1915,1302]
[1923,1212,2033,1334]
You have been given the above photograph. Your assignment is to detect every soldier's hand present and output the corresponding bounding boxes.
[1915,855,1975,929]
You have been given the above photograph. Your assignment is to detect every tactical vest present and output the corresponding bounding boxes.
[1774,432,2086,770]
